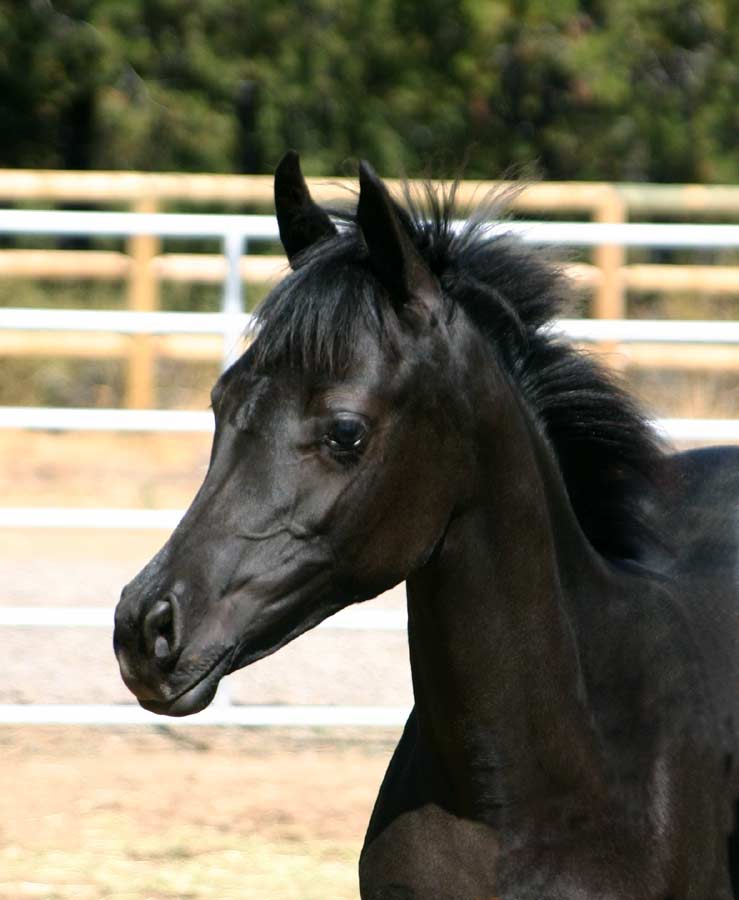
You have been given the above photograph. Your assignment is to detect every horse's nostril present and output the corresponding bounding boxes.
[154,634,170,660]
[143,593,181,666]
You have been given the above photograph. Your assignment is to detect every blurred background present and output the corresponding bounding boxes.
[3,0,737,180]
[0,1,737,898]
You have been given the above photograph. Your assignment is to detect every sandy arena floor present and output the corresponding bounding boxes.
[0,429,408,899]
[0,726,397,899]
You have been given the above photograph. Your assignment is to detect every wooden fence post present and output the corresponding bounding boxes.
[125,196,159,408]
[591,188,627,367]
[593,188,626,320]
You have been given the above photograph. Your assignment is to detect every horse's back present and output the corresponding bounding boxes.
[653,444,739,749]
[651,445,739,590]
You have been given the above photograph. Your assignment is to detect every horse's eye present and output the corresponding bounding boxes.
[324,416,368,454]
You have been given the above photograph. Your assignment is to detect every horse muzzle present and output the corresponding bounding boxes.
[113,581,229,717]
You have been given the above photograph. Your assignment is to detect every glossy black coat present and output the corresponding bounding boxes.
[114,155,739,899]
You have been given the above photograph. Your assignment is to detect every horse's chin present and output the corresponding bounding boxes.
[139,652,231,717]
[132,586,349,717]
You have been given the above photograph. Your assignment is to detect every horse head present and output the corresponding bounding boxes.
[113,154,471,715]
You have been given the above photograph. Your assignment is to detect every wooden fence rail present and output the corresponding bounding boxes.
[1,170,738,407]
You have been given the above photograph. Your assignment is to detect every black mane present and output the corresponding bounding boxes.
[253,186,664,561]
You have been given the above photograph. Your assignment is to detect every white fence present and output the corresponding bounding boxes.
[1,210,738,727]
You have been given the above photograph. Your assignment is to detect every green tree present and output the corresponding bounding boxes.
[0,0,106,168]
[0,0,736,181]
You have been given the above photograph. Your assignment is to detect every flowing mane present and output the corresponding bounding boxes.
[252,185,664,561]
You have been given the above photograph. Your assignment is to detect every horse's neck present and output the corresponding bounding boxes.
[405,381,609,820]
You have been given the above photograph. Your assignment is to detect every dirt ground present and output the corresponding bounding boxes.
[0,726,398,900]
[0,429,408,899]
[0,431,213,510]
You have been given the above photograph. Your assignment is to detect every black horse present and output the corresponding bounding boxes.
[114,152,739,899]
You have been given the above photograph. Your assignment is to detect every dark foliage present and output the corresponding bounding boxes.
[1,1,737,180]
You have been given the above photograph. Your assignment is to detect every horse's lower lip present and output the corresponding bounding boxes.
[140,653,230,717]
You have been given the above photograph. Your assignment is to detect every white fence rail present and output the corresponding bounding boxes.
[0,308,253,334]
[5,207,739,246]
[0,407,213,433]
[0,703,411,727]
[4,307,739,342]
[1,210,737,727]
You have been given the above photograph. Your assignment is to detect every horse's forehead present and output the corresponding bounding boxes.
[220,326,421,425]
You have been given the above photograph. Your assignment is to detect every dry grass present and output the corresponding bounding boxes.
[1,833,359,900]
[0,728,395,900]
[0,431,211,509]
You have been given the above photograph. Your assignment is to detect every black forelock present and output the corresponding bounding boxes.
[251,228,390,376]
[251,183,664,561]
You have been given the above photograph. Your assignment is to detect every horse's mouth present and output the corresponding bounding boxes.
[139,650,232,717]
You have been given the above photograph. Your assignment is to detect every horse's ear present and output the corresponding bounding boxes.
[274,150,337,267]
[357,160,439,310]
